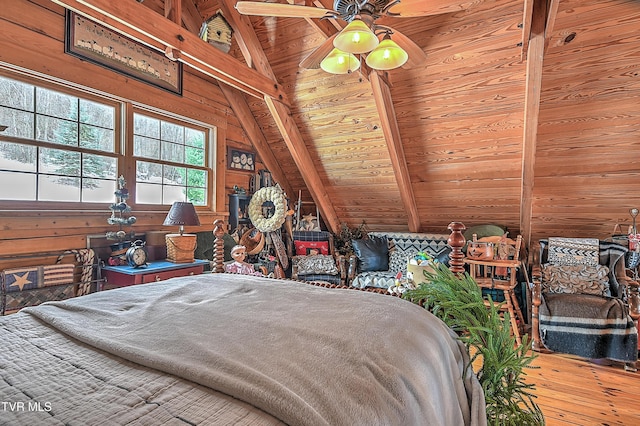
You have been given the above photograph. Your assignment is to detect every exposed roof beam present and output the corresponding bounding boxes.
[521,0,559,60]
[219,83,295,201]
[180,0,204,34]
[49,0,288,102]
[219,0,340,233]
[370,72,421,232]
[520,0,552,251]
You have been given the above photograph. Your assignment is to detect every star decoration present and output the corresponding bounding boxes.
[9,272,33,291]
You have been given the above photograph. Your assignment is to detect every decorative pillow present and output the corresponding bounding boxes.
[294,240,329,256]
[541,264,610,296]
[547,237,599,266]
[353,236,389,272]
[388,249,409,275]
[296,255,338,275]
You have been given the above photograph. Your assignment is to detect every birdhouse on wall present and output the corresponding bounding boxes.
[199,12,233,53]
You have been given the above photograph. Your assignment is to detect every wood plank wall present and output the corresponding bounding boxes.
[0,0,260,263]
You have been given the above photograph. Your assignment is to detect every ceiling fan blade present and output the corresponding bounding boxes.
[299,34,337,69]
[235,2,336,19]
[386,0,475,17]
[386,28,426,69]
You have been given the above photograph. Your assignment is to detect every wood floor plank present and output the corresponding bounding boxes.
[524,351,640,426]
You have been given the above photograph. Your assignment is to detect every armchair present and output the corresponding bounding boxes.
[289,231,346,285]
[531,238,638,369]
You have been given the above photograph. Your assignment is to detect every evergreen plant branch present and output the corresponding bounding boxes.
[403,263,544,425]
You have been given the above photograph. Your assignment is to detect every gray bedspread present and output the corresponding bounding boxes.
[4,273,486,425]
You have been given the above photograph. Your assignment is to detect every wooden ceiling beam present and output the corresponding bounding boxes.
[219,83,295,201]
[370,72,421,232]
[180,0,205,34]
[49,0,288,102]
[520,0,551,251]
[219,0,340,233]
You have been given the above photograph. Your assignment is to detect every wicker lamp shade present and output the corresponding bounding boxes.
[164,202,200,263]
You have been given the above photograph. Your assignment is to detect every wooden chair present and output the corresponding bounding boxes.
[464,234,525,345]
[289,231,346,285]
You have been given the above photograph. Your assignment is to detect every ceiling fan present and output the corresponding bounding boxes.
[235,1,473,74]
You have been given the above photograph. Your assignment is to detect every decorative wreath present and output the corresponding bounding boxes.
[248,185,287,233]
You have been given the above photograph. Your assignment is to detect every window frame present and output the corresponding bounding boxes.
[0,70,217,212]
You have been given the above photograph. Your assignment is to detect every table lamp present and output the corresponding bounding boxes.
[163,202,200,263]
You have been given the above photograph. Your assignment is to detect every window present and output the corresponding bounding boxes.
[0,75,118,202]
[133,112,208,206]
[0,73,214,208]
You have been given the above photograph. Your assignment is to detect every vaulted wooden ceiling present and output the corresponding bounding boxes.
[53,0,640,249]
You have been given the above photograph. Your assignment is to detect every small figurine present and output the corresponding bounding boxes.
[225,245,263,276]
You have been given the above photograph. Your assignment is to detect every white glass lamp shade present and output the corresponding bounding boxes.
[365,38,409,70]
[333,19,379,54]
[320,48,361,74]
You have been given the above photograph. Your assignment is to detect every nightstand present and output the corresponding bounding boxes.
[99,259,209,290]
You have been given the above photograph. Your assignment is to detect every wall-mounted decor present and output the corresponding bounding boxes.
[65,11,182,95]
[227,147,256,171]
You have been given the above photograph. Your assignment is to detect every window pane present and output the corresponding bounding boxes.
[186,168,206,187]
[83,154,116,179]
[136,182,162,204]
[82,178,116,202]
[79,99,114,128]
[0,171,36,200]
[0,106,34,139]
[36,115,78,146]
[0,77,34,111]
[163,165,184,185]
[79,124,114,151]
[185,146,204,166]
[185,128,204,148]
[38,175,80,201]
[161,141,184,163]
[136,160,162,183]
[187,188,206,206]
[134,135,160,159]
[0,142,36,172]
[40,148,80,176]
[161,121,183,143]
[134,114,160,138]
[163,185,186,204]
[36,88,78,120]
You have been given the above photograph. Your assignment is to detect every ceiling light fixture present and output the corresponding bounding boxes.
[322,18,408,74]
[320,48,361,74]
[365,33,409,70]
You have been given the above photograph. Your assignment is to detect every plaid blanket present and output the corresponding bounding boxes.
[539,240,637,363]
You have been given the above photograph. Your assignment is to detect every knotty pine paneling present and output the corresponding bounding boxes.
[532,0,640,242]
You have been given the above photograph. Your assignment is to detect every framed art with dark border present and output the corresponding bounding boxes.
[227,147,256,172]
[65,11,182,95]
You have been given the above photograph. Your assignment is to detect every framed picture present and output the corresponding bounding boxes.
[227,147,256,172]
[65,11,182,95]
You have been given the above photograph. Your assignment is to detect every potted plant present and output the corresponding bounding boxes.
[404,263,544,425]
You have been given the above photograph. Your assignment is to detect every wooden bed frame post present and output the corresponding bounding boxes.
[447,222,466,275]
[213,219,226,273]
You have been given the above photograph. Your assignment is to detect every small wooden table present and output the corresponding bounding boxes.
[100,259,209,290]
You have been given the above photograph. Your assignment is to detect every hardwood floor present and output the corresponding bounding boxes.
[524,352,640,425]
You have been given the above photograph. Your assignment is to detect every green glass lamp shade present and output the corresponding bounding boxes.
[320,48,361,74]
[365,38,409,70]
[333,19,379,54]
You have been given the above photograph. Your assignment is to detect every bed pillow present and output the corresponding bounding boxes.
[296,255,339,275]
[353,236,389,272]
[541,264,610,296]
[294,240,329,256]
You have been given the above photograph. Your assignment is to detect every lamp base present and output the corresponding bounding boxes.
[165,233,197,263]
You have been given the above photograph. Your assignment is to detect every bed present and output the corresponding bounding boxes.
[0,272,486,425]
